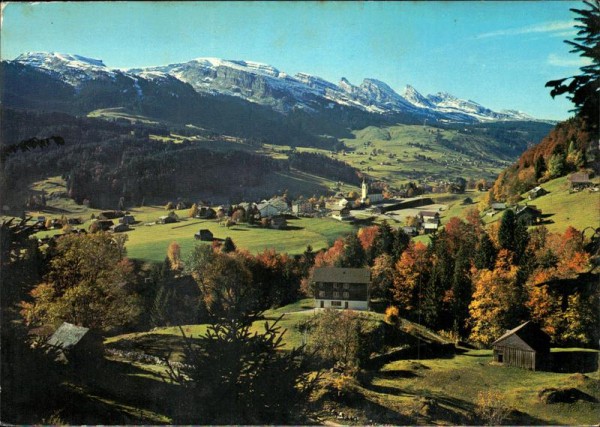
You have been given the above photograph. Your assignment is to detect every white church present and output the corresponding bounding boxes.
[360,179,384,204]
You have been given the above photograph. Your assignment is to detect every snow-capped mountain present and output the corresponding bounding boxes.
[10,51,543,123]
[14,52,118,86]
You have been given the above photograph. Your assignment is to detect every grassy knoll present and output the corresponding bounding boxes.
[105,299,319,360]
[362,348,600,425]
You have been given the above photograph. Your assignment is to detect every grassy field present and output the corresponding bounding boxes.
[479,175,600,233]
[124,212,355,262]
[362,348,600,425]
[337,124,510,187]
[520,176,599,233]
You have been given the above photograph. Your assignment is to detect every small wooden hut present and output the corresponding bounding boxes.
[492,321,550,371]
[47,322,104,365]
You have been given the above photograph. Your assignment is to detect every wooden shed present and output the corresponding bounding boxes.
[47,322,104,366]
[195,229,213,241]
[492,321,551,371]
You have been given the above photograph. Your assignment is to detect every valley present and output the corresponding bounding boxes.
[2,4,599,422]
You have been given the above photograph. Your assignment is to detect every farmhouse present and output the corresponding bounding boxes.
[111,223,129,233]
[47,322,104,365]
[194,229,213,241]
[119,215,136,225]
[270,215,288,229]
[313,267,370,310]
[292,200,314,215]
[98,210,125,220]
[157,212,178,224]
[487,202,507,216]
[515,205,542,226]
[257,201,285,218]
[422,222,439,234]
[568,172,592,190]
[528,186,547,200]
[419,210,440,223]
[331,207,352,221]
[197,206,216,219]
[492,321,551,371]
[92,219,114,231]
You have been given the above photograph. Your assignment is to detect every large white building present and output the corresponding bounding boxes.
[313,267,370,310]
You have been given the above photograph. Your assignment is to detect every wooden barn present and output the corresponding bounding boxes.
[47,322,104,366]
[194,229,213,241]
[492,321,551,371]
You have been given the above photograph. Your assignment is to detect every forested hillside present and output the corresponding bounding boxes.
[487,117,597,203]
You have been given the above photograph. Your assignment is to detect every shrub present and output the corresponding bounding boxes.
[474,390,511,425]
[384,306,400,325]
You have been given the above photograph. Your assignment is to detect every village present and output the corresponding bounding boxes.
[29,170,598,249]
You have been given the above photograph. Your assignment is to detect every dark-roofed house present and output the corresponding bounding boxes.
[47,322,104,365]
[331,207,352,221]
[111,223,130,233]
[515,205,542,226]
[313,267,370,310]
[569,172,592,191]
[491,202,507,211]
[270,215,288,229]
[528,186,547,200]
[195,229,213,241]
[119,215,136,225]
[492,321,551,371]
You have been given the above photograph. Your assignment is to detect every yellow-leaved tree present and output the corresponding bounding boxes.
[468,249,523,345]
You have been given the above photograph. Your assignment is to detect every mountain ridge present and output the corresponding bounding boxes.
[10,51,552,124]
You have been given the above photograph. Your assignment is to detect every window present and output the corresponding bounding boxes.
[333,291,340,298]
[318,282,324,289]
[343,283,350,290]
[343,292,349,298]
[333,283,339,289]
[318,291,326,298]
[331,301,342,307]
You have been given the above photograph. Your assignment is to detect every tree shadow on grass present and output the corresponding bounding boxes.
[106,333,203,361]
[28,358,177,425]
[549,351,599,373]
[376,369,421,379]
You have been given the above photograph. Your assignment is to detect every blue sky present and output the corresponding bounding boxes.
[1,1,586,120]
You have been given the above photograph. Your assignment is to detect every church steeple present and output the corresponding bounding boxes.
[361,178,368,203]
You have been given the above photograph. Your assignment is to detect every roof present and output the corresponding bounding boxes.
[569,172,591,183]
[530,186,545,193]
[491,203,507,210]
[492,321,551,353]
[516,205,542,215]
[420,211,439,217]
[47,322,90,350]
[313,267,370,284]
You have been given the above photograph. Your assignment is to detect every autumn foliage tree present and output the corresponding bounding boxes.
[20,233,141,333]
[469,250,524,345]
[392,241,430,316]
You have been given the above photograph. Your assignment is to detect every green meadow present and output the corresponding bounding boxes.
[122,211,355,262]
